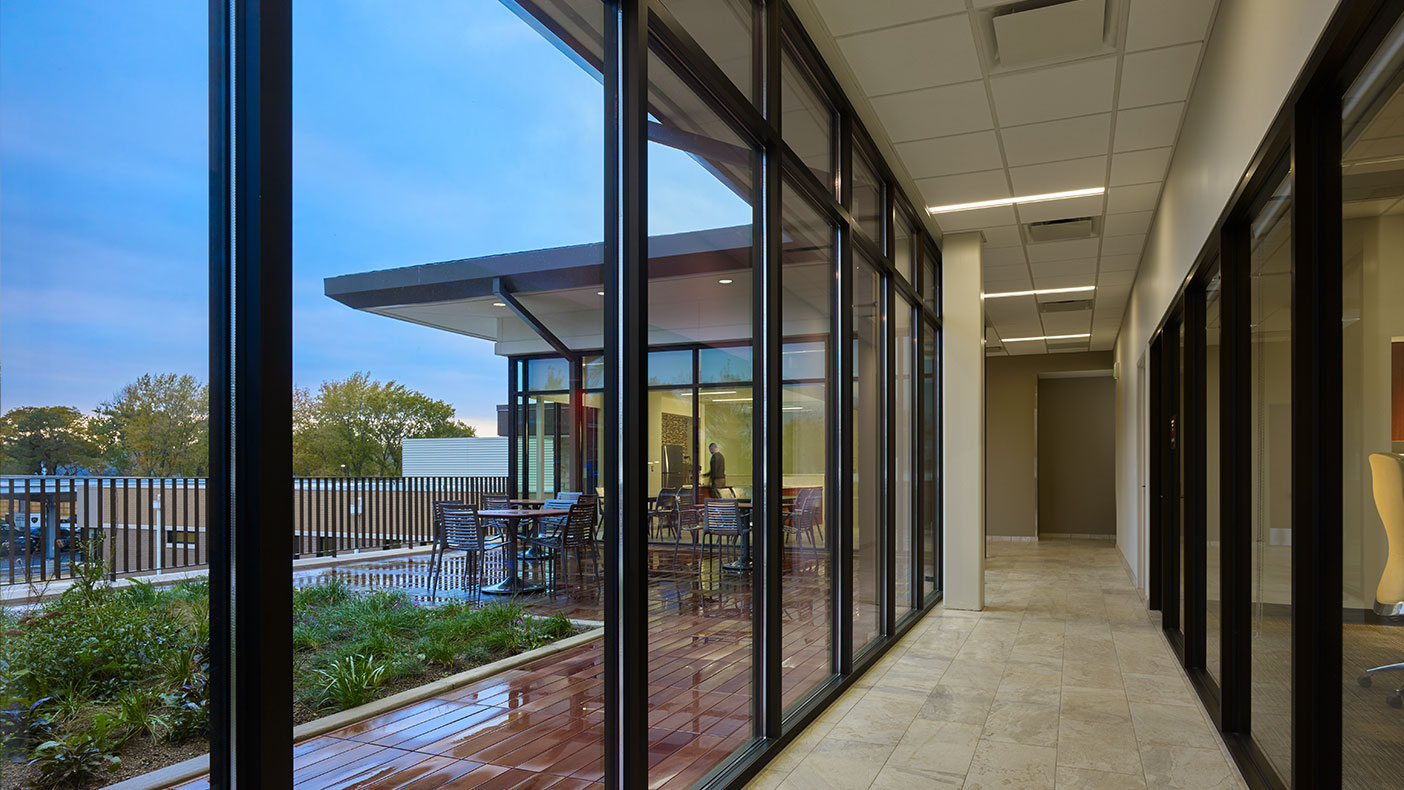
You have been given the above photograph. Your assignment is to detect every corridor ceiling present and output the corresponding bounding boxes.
[804,0,1220,355]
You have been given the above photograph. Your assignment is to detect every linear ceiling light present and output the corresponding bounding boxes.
[1002,333,1092,342]
[983,285,1096,299]
[927,186,1105,214]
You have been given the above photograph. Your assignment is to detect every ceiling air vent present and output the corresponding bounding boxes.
[989,0,1109,69]
[1039,298,1094,314]
[1027,216,1097,243]
[1047,340,1091,352]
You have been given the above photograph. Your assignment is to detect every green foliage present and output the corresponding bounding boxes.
[292,372,476,476]
[92,373,209,477]
[312,655,389,710]
[0,406,103,476]
[27,735,121,788]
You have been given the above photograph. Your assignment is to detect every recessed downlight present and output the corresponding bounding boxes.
[718,278,734,284]
[492,302,506,307]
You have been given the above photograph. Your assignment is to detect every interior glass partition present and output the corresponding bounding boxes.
[644,40,759,783]
[1204,267,1223,687]
[922,320,940,599]
[1249,172,1293,782]
[1341,16,1404,786]
[853,254,885,650]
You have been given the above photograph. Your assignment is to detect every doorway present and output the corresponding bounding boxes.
[1035,373,1116,539]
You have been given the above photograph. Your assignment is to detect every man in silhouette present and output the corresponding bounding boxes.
[706,442,727,498]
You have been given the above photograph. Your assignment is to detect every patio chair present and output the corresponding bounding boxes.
[783,487,823,564]
[702,498,746,572]
[520,498,575,561]
[555,491,583,502]
[647,487,681,540]
[670,504,705,570]
[428,503,504,600]
[525,501,601,594]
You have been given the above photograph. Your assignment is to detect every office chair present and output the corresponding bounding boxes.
[1355,453,1404,705]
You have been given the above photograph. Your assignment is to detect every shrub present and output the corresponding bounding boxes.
[313,654,389,711]
[27,734,120,788]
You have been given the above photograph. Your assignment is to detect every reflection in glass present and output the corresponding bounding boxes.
[894,214,914,284]
[852,148,883,244]
[894,299,915,620]
[854,255,884,649]
[1250,173,1292,781]
[923,322,940,597]
[782,46,834,195]
[1205,270,1222,685]
[658,0,758,106]
[1178,320,1187,640]
[1342,18,1404,786]
[646,46,758,779]
[781,182,834,711]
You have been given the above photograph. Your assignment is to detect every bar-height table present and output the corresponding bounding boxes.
[477,508,570,595]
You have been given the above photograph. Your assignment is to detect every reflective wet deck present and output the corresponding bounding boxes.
[178,540,832,789]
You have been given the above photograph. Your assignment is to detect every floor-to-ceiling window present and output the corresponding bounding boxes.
[1204,266,1223,688]
[853,253,884,651]
[645,35,760,782]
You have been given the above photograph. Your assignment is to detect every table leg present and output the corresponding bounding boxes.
[482,520,545,595]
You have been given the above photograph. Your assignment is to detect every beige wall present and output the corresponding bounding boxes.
[986,351,1113,538]
[1038,376,1116,537]
[1114,0,1341,591]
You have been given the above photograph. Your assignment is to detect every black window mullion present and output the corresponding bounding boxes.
[605,0,650,786]
[1219,220,1252,738]
[1185,282,1207,672]
[836,106,854,674]
[884,276,896,638]
[1289,81,1343,790]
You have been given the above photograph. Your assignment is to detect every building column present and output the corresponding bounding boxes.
[943,231,984,610]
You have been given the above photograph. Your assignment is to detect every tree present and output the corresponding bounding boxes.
[0,406,102,475]
[94,373,209,477]
[293,373,475,476]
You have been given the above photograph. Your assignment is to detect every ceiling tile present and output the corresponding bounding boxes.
[1126,0,1216,52]
[983,245,1027,266]
[1008,155,1107,196]
[1107,182,1162,213]
[980,224,1024,248]
[1098,269,1138,286]
[871,81,993,142]
[1110,147,1172,186]
[1000,113,1112,167]
[917,169,1010,208]
[814,0,966,37]
[895,131,1004,178]
[1016,194,1105,223]
[1099,253,1141,272]
[1040,312,1093,334]
[1119,43,1202,110]
[984,264,1031,283]
[989,57,1117,127]
[1101,234,1146,256]
[1031,258,1097,276]
[1103,210,1154,237]
[983,298,1037,323]
[1006,342,1048,355]
[838,16,983,97]
[1114,103,1185,152]
[933,204,1016,232]
[1032,272,1098,290]
[1027,237,1101,262]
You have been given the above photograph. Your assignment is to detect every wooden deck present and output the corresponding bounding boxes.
[180,540,833,789]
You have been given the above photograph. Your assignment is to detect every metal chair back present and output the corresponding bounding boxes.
[704,498,744,536]
[439,503,492,550]
[482,493,512,510]
[556,491,583,502]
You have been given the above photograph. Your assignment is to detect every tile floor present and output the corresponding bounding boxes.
[745,539,1248,790]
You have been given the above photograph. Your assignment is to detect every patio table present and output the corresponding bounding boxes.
[724,499,796,572]
[477,508,570,595]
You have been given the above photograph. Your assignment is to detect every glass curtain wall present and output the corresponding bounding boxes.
[0,5,212,786]
[780,182,836,712]
[1341,15,1404,787]
[644,40,760,783]
[894,296,915,621]
[1249,173,1293,782]
[922,320,940,599]
[853,254,885,650]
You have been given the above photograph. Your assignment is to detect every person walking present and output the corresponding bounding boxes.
[706,442,727,498]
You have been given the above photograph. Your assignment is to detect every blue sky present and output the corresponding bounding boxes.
[1,0,749,435]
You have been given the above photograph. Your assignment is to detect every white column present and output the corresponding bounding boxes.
[943,231,984,610]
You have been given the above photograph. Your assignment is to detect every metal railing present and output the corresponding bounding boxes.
[0,475,509,586]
